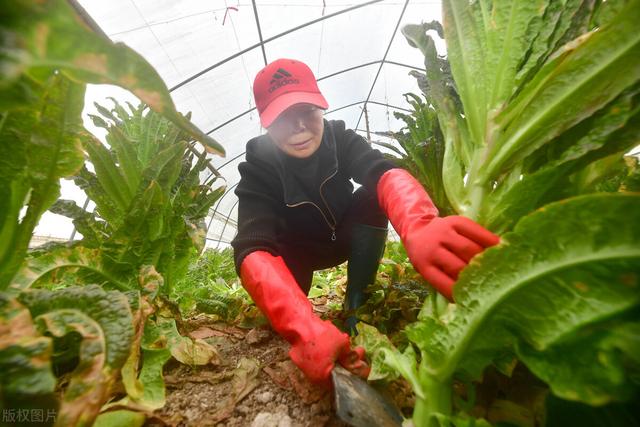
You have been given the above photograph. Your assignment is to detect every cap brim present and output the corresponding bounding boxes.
[260,91,329,128]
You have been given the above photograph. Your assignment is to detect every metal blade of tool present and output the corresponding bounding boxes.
[331,366,404,427]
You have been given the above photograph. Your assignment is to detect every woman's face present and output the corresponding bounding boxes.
[267,103,324,159]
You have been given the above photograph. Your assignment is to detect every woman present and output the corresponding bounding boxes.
[232,58,499,384]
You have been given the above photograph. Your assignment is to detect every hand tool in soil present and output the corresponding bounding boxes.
[332,365,403,427]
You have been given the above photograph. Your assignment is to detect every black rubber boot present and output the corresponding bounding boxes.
[344,223,388,335]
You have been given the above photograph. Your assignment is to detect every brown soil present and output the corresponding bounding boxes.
[145,309,351,427]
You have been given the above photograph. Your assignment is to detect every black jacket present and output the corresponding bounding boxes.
[231,119,396,273]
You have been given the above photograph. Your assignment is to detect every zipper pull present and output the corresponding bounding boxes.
[331,230,336,241]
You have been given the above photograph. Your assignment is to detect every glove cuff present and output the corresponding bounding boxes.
[377,168,439,240]
[240,251,319,344]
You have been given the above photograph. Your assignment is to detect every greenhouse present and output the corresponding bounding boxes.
[1,0,639,426]
[33,0,445,248]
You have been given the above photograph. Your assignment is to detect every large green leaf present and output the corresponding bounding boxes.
[73,166,124,227]
[16,285,134,427]
[140,141,186,192]
[93,410,145,427]
[394,2,640,425]
[591,0,634,28]
[354,322,417,383]
[404,0,640,223]
[134,348,172,409]
[483,0,640,181]
[104,125,142,200]
[518,319,640,404]
[401,24,470,213]
[187,185,226,221]
[0,0,224,156]
[116,313,176,410]
[554,0,598,48]
[524,83,640,174]
[402,24,464,147]
[17,285,134,369]
[479,0,547,111]
[408,193,640,406]
[568,154,634,193]
[11,246,132,293]
[119,291,154,406]
[480,164,571,233]
[441,0,549,143]
[108,274,173,412]
[481,86,640,232]
[441,0,488,145]
[514,0,576,86]
[83,133,133,211]
[0,112,30,281]
[152,316,220,366]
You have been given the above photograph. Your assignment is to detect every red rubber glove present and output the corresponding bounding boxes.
[240,251,370,383]
[377,168,499,300]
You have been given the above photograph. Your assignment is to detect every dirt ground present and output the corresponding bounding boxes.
[145,302,352,427]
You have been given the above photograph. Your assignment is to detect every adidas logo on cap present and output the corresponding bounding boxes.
[268,68,299,93]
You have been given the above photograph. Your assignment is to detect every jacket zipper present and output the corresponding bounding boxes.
[286,169,338,241]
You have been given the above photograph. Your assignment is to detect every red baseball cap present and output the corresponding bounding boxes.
[253,58,328,128]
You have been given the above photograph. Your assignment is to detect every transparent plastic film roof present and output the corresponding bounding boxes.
[38,0,445,248]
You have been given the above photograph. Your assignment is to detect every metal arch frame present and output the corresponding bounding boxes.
[168,0,385,92]
[214,199,239,249]
[75,0,423,141]
[205,235,233,245]
[355,0,411,131]
[207,182,240,232]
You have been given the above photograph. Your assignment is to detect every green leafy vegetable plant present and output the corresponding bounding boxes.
[22,101,227,418]
[402,0,640,232]
[41,99,225,294]
[361,1,640,426]
[172,248,265,327]
[1,1,227,424]
[348,242,428,342]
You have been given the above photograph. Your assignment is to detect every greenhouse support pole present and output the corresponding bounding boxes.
[364,104,371,141]
[216,199,239,250]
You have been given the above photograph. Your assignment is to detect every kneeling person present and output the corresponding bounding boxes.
[231,58,500,384]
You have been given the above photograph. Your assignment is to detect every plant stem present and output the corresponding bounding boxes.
[414,373,452,427]
[413,397,430,427]
[464,139,491,221]
[465,181,487,221]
